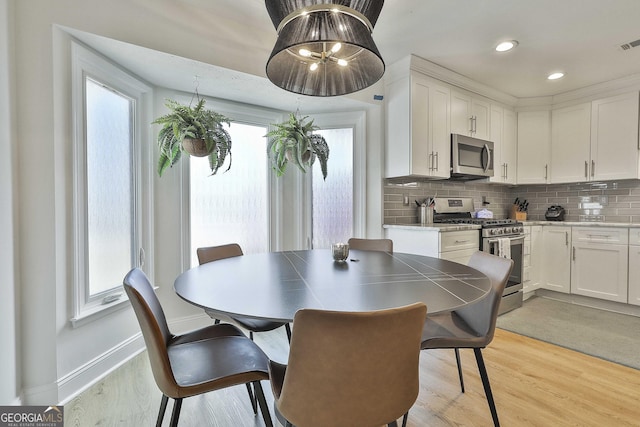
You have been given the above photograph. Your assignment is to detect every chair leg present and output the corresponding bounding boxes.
[214,319,221,325]
[454,348,465,393]
[387,421,398,427]
[253,380,273,427]
[402,412,408,427]
[285,323,292,343]
[169,398,183,427]
[156,394,169,427]
[245,383,258,414]
[249,331,254,341]
[474,348,500,427]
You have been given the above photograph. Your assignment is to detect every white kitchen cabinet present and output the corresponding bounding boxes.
[385,227,479,265]
[385,71,451,178]
[517,110,551,184]
[550,103,591,183]
[571,227,628,303]
[541,226,571,293]
[490,105,517,184]
[628,228,640,306]
[590,91,640,181]
[523,225,542,293]
[451,91,490,140]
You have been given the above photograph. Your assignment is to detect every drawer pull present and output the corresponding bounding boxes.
[454,240,470,244]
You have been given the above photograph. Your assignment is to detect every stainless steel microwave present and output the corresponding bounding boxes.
[450,133,494,180]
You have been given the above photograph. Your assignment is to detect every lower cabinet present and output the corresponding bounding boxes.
[523,225,542,293]
[385,228,479,264]
[571,228,628,303]
[541,226,572,293]
[628,228,640,306]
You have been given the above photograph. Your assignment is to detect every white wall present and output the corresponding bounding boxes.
[10,0,385,404]
[0,0,20,405]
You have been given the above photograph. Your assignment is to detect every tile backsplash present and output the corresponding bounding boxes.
[384,178,640,224]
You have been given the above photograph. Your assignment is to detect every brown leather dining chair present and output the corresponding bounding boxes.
[196,243,292,343]
[420,251,513,427]
[269,302,427,427]
[347,237,393,252]
[123,268,273,427]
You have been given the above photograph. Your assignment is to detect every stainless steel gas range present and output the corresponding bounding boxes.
[433,197,524,314]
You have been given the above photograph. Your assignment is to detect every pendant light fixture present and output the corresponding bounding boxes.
[265,1,385,97]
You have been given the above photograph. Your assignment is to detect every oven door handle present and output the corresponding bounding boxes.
[486,235,525,244]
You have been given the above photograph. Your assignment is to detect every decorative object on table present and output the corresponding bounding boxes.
[266,113,329,179]
[264,1,385,96]
[152,98,232,177]
[331,243,349,262]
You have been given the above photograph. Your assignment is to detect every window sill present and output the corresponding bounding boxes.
[70,295,130,328]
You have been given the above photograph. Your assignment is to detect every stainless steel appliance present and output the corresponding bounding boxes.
[433,197,524,314]
[450,134,494,180]
[545,205,566,221]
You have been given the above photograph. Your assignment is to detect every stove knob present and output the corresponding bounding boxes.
[504,227,512,234]
[489,229,497,235]
[495,228,502,235]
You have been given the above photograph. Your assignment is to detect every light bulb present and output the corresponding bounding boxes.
[331,43,342,53]
[310,62,319,71]
[337,59,348,67]
[547,72,565,80]
[299,48,312,57]
[496,40,518,52]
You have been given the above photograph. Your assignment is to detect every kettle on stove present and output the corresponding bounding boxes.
[545,205,566,221]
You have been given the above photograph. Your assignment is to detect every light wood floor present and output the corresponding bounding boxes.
[65,328,640,426]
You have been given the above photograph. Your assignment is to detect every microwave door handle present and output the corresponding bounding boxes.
[481,144,490,172]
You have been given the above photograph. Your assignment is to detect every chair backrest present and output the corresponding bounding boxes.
[457,251,514,345]
[123,268,178,396]
[347,238,393,252]
[197,243,243,265]
[277,303,427,427]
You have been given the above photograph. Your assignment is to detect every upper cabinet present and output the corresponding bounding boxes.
[517,110,551,184]
[451,91,490,140]
[550,103,591,183]
[590,92,640,181]
[490,105,517,184]
[385,71,451,178]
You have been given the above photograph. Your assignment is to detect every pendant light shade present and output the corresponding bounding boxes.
[265,1,385,97]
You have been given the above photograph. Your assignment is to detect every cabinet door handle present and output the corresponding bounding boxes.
[565,231,569,246]
[572,246,575,261]
[591,160,595,177]
[428,152,433,171]
[505,163,508,180]
[585,161,588,178]
[545,164,548,180]
[435,152,439,171]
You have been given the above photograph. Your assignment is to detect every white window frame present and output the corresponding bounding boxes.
[70,41,153,327]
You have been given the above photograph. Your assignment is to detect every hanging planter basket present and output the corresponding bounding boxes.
[182,137,212,157]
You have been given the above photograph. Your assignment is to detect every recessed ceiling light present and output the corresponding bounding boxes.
[547,72,565,80]
[495,40,518,52]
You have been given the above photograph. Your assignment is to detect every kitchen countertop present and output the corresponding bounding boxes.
[383,223,482,232]
[523,221,640,228]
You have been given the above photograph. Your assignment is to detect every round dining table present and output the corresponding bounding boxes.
[174,249,491,322]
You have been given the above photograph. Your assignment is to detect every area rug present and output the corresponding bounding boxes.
[496,296,640,370]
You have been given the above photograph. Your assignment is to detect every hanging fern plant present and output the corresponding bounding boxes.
[152,98,232,177]
[266,113,330,180]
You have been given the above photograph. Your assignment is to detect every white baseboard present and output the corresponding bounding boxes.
[57,333,145,405]
[55,312,210,405]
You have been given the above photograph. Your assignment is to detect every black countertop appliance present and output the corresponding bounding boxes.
[545,205,566,221]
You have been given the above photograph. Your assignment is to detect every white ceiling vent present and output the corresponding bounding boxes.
[620,38,640,51]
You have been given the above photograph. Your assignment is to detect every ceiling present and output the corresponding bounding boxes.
[70,0,640,111]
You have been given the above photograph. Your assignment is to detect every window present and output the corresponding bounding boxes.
[311,128,354,248]
[71,41,152,325]
[189,121,270,266]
